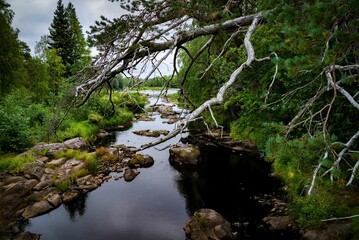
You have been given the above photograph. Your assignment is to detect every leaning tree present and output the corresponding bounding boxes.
[74,0,358,190]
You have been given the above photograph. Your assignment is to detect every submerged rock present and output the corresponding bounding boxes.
[169,144,201,167]
[184,208,233,240]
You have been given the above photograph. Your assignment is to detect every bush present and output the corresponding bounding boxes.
[290,193,342,228]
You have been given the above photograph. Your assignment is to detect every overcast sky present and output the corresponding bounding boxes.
[10,0,174,76]
[10,0,127,54]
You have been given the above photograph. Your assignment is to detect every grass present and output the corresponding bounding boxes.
[54,149,99,174]
[0,154,36,173]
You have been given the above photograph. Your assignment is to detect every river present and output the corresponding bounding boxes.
[25,90,284,239]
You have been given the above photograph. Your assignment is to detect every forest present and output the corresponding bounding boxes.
[0,0,358,235]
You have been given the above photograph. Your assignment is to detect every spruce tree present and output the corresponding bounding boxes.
[66,2,91,75]
[48,0,71,72]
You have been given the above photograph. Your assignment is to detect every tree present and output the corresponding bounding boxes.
[48,0,71,69]
[65,2,91,75]
[78,0,359,215]
[0,0,27,97]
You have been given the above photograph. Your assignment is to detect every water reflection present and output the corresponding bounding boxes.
[174,144,277,222]
[63,193,88,222]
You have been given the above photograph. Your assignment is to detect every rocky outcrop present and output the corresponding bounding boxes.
[169,144,201,167]
[184,208,234,240]
[30,137,88,155]
[128,154,154,168]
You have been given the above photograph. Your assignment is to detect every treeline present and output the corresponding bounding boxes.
[0,0,145,154]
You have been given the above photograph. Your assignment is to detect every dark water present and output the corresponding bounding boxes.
[25,91,285,239]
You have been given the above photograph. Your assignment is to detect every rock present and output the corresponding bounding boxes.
[22,201,53,219]
[46,193,62,207]
[33,174,52,191]
[152,104,176,117]
[128,154,154,168]
[47,158,67,167]
[123,168,139,182]
[136,114,155,121]
[32,142,66,154]
[169,144,201,167]
[15,232,41,240]
[23,161,45,180]
[76,175,99,191]
[61,159,86,171]
[64,137,87,150]
[0,177,39,222]
[184,208,233,240]
[132,129,169,137]
[301,223,353,240]
[62,190,79,202]
[263,216,292,231]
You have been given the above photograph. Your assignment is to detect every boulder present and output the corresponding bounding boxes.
[128,154,154,168]
[62,190,80,202]
[263,216,292,231]
[46,193,62,207]
[22,201,53,219]
[64,137,87,150]
[184,208,233,240]
[123,168,140,182]
[169,144,201,167]
[23,161,45,180]
[32,142,66,154]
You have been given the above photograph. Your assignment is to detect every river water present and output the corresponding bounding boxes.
[25,90,283,239]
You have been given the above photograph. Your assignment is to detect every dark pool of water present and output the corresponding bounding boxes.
[24,91,287,239]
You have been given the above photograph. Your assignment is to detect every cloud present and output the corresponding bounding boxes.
[10,0,126,54]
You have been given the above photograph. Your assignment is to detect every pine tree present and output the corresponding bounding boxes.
[48,0,71,72]
[65,2,91,75]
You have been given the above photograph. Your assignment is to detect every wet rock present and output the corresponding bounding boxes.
[123,168,140,182]
[184,208,233,240]
[64,137,87,150]
[169,144,201,167]
[128,154,154,168]
[22,201,53,219]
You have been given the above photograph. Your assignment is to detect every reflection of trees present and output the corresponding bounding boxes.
[174,145,277,222]
[63,193,88,222]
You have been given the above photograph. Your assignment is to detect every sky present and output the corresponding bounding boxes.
[10,0,174,77]
[10,0,127,54]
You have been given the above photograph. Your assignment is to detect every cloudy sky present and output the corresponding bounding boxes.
[10,0,174,76]
[10,0,127,54]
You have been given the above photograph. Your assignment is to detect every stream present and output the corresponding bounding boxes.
[25,90,285,239]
